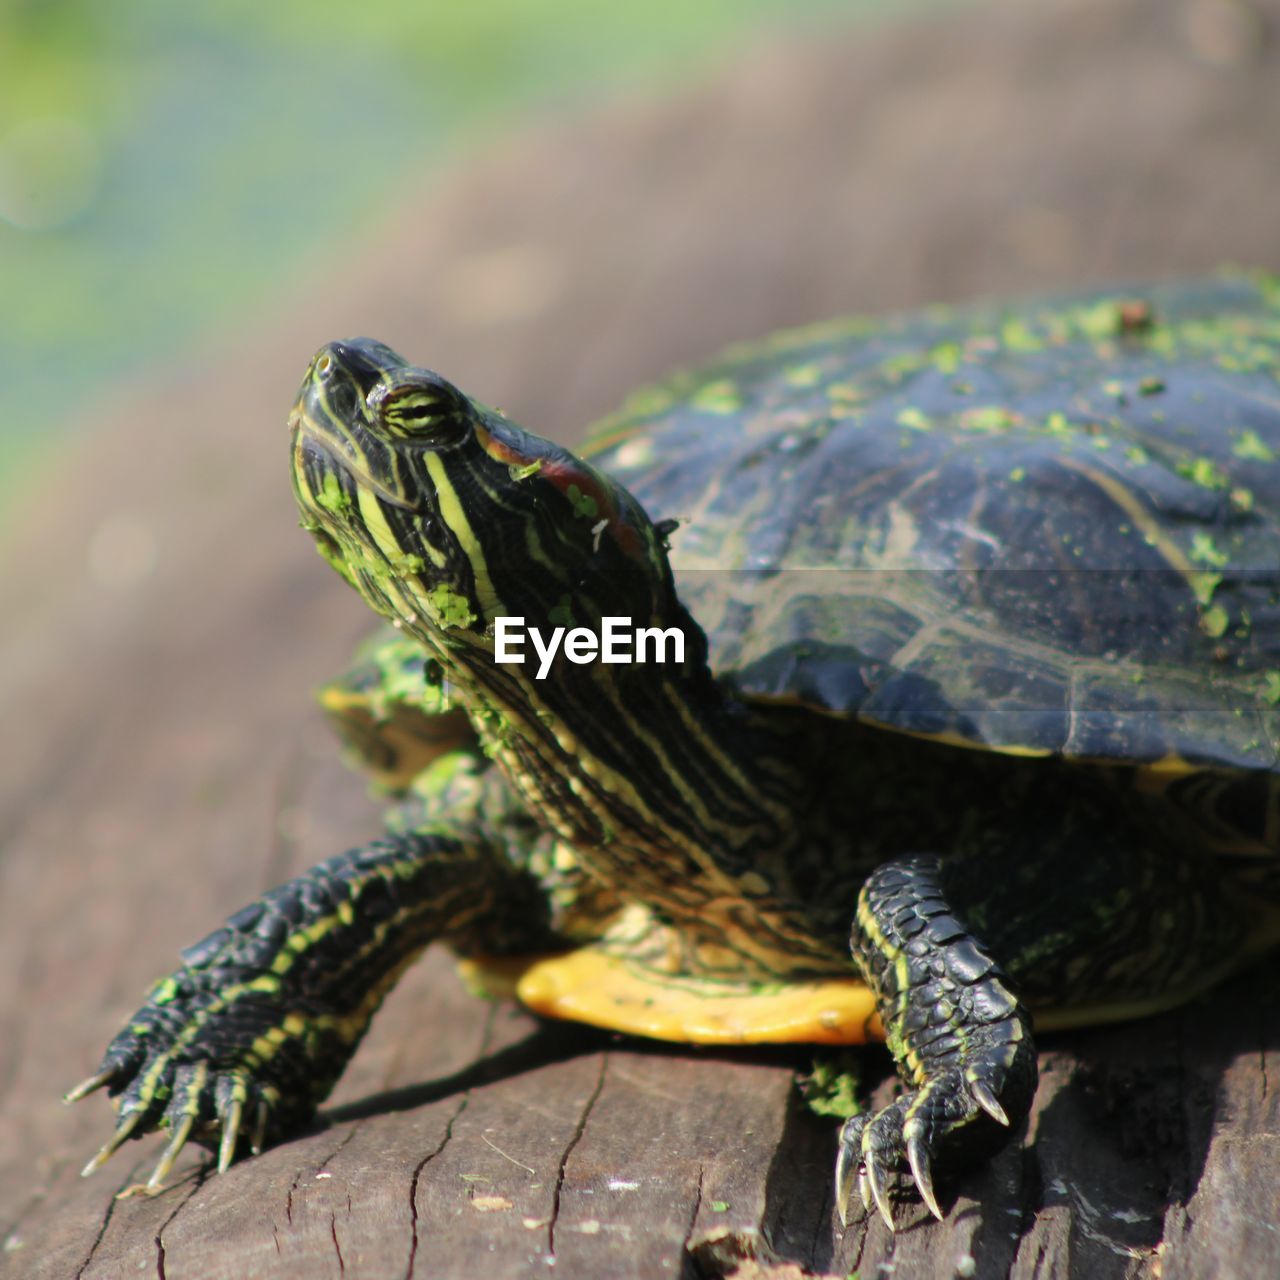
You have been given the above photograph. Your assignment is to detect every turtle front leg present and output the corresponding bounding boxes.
[837,855,1037,1229]
[69,828,546,1191]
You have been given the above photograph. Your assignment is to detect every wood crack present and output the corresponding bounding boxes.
[151,1166,208,1280]
[403,1094,467,1277]
[680,1163,706,1261]
[282,1122,361,1237]
[73,1157,149,1278]
[548,1051,609,1258]
[845,1217,871,1280]
[330,1212,346,1275]
[403,1004,499,1279]
[285,1172,301,1227]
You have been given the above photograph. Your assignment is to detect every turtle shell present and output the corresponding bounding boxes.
[585,276,1280,773]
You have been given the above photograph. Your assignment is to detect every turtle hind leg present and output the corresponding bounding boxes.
[838,855,1037,1228]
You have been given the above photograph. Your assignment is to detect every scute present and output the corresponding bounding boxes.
[585,276,1280,771]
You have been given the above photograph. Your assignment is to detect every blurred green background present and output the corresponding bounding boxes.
[0,0,927,510]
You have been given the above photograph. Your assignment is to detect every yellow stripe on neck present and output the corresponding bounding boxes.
[423,453,500,618]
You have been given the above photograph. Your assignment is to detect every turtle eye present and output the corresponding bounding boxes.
[368,374,473,442]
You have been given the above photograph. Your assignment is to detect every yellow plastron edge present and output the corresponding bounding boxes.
[458,950,885,1046]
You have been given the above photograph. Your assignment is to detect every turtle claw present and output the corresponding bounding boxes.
[835,1114,897,1230]
[148,1113,196,1190]
[75,1056,289,1189]
[969,1077,1010,1127]
[81,1107,148,1178]
[834,1053,1035,1230]
[65,1068,117,1105]
[217,1098,244,1174]
[251,1098,270,1157]
[70,935,342,1186]
[834,1126,857,1226]
[837,1109,904,1231]
[906,1133,943,1222]
[836,1098,950,1230]
[865,1150,895,1231]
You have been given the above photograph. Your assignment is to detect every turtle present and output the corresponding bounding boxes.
[70,274,1280,1228]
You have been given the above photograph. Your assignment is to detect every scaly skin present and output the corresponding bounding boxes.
[70,294,1280,1221]
[70,756,553,1192]
[838,857,1037,1226]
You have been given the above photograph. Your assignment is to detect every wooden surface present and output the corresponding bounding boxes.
[4,1,1280,1276]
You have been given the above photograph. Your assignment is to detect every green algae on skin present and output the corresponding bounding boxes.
[426,584,476,630]
[691,379,743,414]
[1190,532,1229,568]
[1177,457,1229,490]
[1233,430,1275,462]
[960,406,1019,433]
[565,484,599,520]
[387,550,425,574]
[930,341,962,374]
[1000,318,1043,353]
[315,472,351,513]
[896,407,932,432]
[784,363,823,388]
[1071,299,1133,341]
[1190,572,1222,608]
[1200,604,1230,639]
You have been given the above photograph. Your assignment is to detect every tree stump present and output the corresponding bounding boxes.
[3,1,1280,1276]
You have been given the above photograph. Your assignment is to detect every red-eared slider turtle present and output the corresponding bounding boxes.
[71,276,1280,1227]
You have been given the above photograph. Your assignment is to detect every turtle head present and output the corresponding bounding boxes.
[291,339,686,677]
[293,340,789,879]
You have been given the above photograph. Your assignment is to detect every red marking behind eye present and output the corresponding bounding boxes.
[475,424,646,560]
